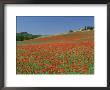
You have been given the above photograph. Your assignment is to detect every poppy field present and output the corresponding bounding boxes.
[16,30,94,74]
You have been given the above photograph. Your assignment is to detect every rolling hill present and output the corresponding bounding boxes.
[16,30,94,74]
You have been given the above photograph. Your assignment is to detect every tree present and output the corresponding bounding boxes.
[16,32,42,41]
[85,26,87,30]
[69,30,73,32]
[87,26,94,30]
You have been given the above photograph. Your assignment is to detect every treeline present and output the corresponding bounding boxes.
[69,26,94,32]
[82,26,94,31]
[16,32,42,41]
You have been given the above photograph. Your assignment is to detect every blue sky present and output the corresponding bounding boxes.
[16,16,94,35]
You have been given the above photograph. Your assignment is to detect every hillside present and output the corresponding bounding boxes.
[17,30,94,45]
[16,30,94,74]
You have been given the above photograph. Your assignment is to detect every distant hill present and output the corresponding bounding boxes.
[16,32,42,41]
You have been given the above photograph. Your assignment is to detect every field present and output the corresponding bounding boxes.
[16,30,94,74]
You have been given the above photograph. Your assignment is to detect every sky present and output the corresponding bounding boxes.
[16,16,94,35]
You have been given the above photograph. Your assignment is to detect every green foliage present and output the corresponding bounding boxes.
[87,26,94,30]
[16,32,42,41]
[69,30,73,32]
[81,26,94,31]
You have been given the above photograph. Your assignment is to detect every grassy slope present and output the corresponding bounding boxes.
[16,30,94,74]
[17,30,94,45]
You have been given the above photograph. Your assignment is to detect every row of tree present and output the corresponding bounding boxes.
[16,32,42,41]
[69,26,94,32]
[82,26,94,31]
